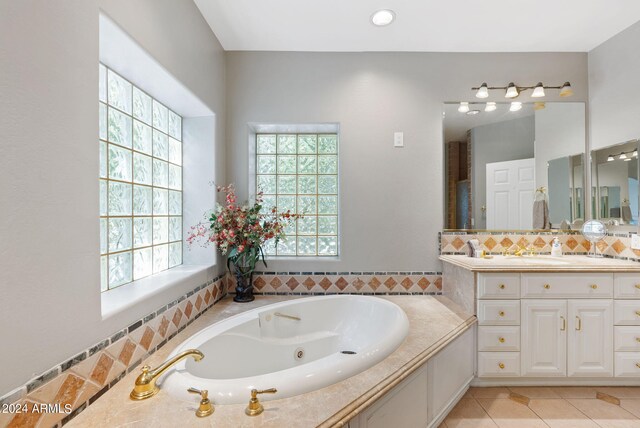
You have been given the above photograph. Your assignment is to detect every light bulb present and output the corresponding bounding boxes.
[531,82,545,98]
[607,155,615,162]
[458,102,469,113]
[505,83,519,98]
[560,82,573,97]
[509,101,522,112]
[485,102,497,112]
[476,83,489,98]
[634,150,638,158]
[371,9,396,26]
[620,153,628,160]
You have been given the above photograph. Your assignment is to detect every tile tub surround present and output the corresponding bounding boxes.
[66,295,475,428]
[0,274,228,428]
[440,230,640,262]
[246,271,443,295]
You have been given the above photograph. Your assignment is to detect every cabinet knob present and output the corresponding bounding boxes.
[499,284,506,289]
[498,363,505,369]
[498,337,505,343]
[591,284,598,289]
[544,284,551,289]
[499,311,505,317]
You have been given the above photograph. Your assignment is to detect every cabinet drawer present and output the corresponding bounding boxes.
[478,300,520,325]
[478,326,520,351]
[521,273,613,298]
[614,273,640,299]
[478,352,520,377]
[478,273,520,299]
[614,300,640,325]
[615,352,640,377]
[615,326,640,352]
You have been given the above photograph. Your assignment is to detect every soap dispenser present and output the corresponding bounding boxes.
[551,237,563,257]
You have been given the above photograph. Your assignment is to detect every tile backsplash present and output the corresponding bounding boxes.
[246,271,443,295]
[0,275,227,428]
[440,230,640,261]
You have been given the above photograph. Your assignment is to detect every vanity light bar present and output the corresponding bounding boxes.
[472,82,573,99]
[607,150,638,161]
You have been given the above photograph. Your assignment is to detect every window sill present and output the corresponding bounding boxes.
[101,264,216,321]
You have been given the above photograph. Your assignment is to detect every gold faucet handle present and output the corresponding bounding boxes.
[254,388,277,397]
[246,388,278,416]
[188,387,214,417]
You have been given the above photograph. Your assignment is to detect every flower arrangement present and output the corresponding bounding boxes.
[186,184,300,302]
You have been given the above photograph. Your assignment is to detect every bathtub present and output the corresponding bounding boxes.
[159,295,409,404]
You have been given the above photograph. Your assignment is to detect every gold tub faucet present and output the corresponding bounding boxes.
[130,349,204,400]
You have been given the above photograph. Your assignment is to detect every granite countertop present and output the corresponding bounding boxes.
[440,254,640,272]
[68,295,475,428]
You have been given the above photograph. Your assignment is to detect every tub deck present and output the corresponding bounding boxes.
[69,295,475,428]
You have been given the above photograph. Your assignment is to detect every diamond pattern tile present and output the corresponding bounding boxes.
[335,277,348,290]
[319,277,332,290]
[90,353,114,386]
[139,327,154,351]
[118,340,136,366]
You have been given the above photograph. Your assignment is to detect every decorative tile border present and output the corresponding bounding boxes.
[0,274,228,428]
[440,231,640,262]
[243,272,443,295]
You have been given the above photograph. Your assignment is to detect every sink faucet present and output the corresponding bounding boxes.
[503,244,537,257]
[130,349,204,400]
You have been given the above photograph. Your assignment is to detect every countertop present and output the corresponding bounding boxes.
[68,295,475,428]
[439,254,640,272]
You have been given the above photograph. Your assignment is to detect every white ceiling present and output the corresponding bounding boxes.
[194,0,640,52]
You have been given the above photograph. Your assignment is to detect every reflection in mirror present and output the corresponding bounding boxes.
[591,139,639,227]
[444,102,586,231]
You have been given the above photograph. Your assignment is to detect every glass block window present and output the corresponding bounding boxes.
[256,134,339,256]
[99,64,183,291]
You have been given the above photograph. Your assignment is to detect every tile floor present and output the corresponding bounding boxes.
[443,386,640,428]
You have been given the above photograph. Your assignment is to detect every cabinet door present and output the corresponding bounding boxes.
[358,365,428,428]
[568,300,613,377]
[521,300,567,377]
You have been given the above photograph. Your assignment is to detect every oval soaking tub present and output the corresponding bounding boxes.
[159,295,409,404]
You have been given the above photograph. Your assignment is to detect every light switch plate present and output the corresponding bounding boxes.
[394,132,404,148]
[632,234,640,250]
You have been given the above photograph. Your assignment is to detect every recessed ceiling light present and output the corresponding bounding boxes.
[371,9,395,26]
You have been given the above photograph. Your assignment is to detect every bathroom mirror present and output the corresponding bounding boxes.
[590,139,640,228]
[444,101,586,230]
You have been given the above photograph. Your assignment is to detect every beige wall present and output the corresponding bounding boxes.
[225,51,588,272]
[0,0,226,397]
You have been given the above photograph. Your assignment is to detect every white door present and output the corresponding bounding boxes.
[568,300,613,377]
[486,158,535,229]
[521,300,567,377]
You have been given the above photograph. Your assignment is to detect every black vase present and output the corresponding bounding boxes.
[233,266,255,302]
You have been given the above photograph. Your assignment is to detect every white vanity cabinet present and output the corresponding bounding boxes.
[441,255,640,385]
[613,272,640,377]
